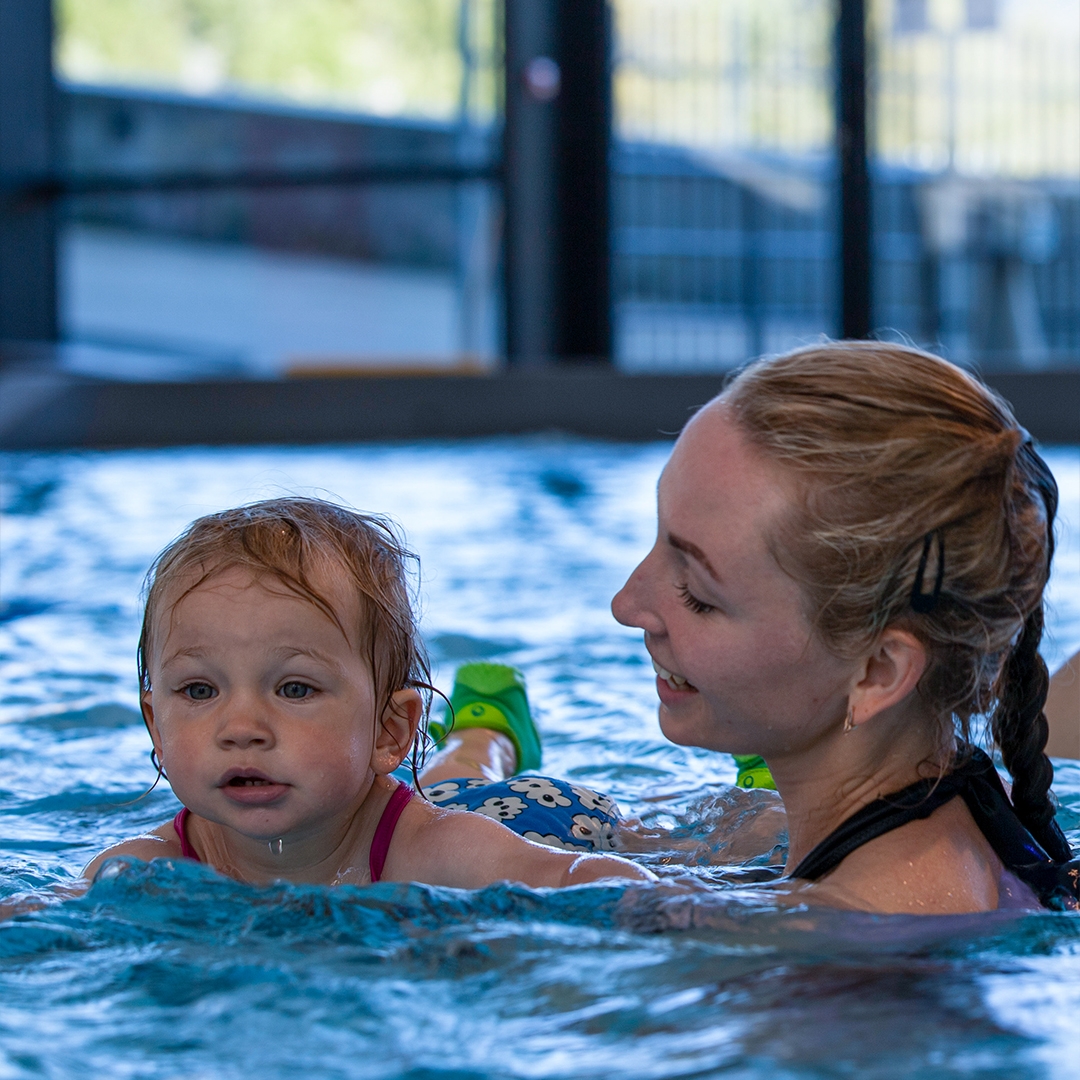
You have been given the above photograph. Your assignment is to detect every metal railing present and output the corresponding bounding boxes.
[2,0,1076,374]
[610,0,1079,369]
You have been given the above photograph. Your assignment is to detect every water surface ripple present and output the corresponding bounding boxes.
[1,441,1078,1079]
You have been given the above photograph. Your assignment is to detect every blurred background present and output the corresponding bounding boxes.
[0,0,1077,382]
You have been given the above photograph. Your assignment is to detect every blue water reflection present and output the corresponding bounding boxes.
[1,440,1078,1078]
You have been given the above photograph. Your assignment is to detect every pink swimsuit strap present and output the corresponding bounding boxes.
[172,785,413,882]
[173,807,200,861]
[369,783,413,883]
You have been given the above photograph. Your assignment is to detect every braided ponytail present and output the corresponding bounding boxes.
[994,606,1071,861]
[992,444,1071,862]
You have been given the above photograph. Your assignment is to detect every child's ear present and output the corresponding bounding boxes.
[372,689,424,775]
[141,689,164,761]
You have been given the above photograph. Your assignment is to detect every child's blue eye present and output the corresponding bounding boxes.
[280,682,314,700]
[184,683,216,701]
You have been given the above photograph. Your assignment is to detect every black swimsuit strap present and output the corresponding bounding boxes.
[791,770,966,882]
[791,746,1079,910]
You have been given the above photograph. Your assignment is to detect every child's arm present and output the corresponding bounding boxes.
[0,881,87,922]
[80,826,182,883]
[2,834,176,923]
[389,801,655,889]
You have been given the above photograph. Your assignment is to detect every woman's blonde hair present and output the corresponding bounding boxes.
[137,497,433,751]
[724,341,1066,859]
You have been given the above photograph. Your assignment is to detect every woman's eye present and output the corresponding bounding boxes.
[677,584,715,615]
[183,683,216,701]
[280,682,314,700]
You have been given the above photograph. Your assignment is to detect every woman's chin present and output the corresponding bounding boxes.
[657,697,757,756]
[657,702,710,748]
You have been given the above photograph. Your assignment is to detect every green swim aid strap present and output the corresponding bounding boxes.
[733,754,776,790]
[428,662,542,773]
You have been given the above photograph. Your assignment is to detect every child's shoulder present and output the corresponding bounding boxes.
[386,788,653,889]
[384,792,551,887]
[81,822,185,882]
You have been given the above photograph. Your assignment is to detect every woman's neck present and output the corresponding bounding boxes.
[766,700,948,874]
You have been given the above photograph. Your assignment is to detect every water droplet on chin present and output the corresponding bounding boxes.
[269,838,283,855]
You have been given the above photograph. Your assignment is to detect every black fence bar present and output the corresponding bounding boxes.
[837,0,872,339]
[554,0,612,362]
[504,0,559,364]
[2,163,500,205]
[0,0,57,346]
[505,0,612,365]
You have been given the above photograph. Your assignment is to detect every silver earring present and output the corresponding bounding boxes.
[843,706,855,734]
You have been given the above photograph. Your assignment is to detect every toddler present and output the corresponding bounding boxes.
[84,498,651,889]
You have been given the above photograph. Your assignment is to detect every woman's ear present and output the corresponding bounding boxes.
[847,629,928,728]
[372,689,424,775]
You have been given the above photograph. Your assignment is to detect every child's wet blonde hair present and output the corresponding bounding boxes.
[138,497,433,734]
[724,341,1065,860]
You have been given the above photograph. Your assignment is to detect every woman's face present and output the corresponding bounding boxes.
[611,403,856,758]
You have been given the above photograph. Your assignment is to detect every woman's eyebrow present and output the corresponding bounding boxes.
[668,534,722,582]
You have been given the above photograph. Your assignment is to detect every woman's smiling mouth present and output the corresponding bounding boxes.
[652,658,698,693]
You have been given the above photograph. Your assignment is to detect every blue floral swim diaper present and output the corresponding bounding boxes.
[420,775,621,852]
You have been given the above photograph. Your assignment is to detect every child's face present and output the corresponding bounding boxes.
[143,565,416,844]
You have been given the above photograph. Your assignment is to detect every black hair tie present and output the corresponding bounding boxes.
[911,529,946,614]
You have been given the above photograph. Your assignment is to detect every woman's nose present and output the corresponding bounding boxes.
[611,553,665,636]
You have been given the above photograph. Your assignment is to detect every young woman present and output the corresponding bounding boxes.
[611,341,1077,914]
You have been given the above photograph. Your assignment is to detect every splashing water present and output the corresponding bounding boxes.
[1,440,1078,1079]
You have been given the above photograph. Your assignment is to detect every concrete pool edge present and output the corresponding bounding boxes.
[0,368,1077,448]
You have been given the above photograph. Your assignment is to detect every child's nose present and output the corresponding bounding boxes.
[216,694,275,749]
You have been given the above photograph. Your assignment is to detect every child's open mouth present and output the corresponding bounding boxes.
[219,769,289,804]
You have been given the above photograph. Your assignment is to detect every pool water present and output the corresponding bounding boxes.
[1,440,1078,1079]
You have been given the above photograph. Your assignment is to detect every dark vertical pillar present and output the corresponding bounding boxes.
[504,0,612,365]
[504,0,559,364]
[0,0,58,354]
[553,0,611,363]
[836,0,872,339]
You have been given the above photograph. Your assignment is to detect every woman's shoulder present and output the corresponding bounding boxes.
[81,822,185,882]
[802,796,1005,914]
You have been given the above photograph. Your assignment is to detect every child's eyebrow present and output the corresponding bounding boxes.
[275,646,350,671]
[159,646,209,665]
[158,645,348,671]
